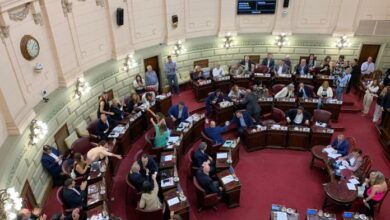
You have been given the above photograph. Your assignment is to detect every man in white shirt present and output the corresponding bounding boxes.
[142,91,156,108]
[274,60,289,75]
[212,64,225,78]
[361,56,375,76]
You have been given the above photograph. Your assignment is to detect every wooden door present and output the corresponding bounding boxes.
[54,124,69,154]
[21,181,38,209]
[144,56,161,91]
[358,44,381,66]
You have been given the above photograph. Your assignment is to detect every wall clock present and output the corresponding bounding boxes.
[20,35,40,61]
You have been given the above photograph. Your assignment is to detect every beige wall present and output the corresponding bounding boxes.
[1,0,390,204]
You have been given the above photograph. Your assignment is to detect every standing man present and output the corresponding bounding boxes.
[336,67,352,101]
[243,89,261,122]
[164,55,179,94]
[262,53,275,69]
[361,56,375,77]
[346,58,360,94]
[239,55,255,73]
[145,65,159,93]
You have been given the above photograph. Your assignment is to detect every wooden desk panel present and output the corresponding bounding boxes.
[243,128,266,152]
[213,104,234,125]
[287,126,311,150]
[217,169,241,208]
[266,127,288,148]
[156,95,172,116]
[192,81,213,101]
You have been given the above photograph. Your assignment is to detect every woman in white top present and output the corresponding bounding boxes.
[212,64,225,78]
[362,79,379,116]
[317,81,333,109]
[133,74,145,95]
[228,85,244,102]
[274,84,295,99]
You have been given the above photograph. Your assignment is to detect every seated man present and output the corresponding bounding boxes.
[295,58,309,75]
[204,120,229,145]
[331,134,350,156]
[96,113,110,140]
[240,55,255,73]
[196,162,222,196]
[41,145,66,186]
[229,63,244,76]
[128,161,149,191]
[192,142,216,174]
[274,83,295,99]
[168,101,189,124]
[62,179,87,209]
[286,106,311,126]
[297,83,311,98]
[262,53,275,69]
[86,140,122,163]
[137,153,159,176]
[231,110,254,136]
[110,98,125,122]
[333,148,363,177]
[274,59,289,75]
[212,64,225,78]
[205,89,231,116]
[191,65,205,81]
[142,91,156,108]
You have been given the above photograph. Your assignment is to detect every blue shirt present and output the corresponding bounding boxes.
[239,117,247,127]
[337,73,351,88]
[164,62,177,76]
[204,126,228,144]
[145,71,158,86]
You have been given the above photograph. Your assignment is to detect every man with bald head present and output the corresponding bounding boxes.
[330,134,350,156]
[204,119,230,145]
[196,162,222,196]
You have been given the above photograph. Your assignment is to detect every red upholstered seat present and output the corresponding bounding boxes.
[254,64,269,74]
[272,84,286,96]
[86,119,100,142]
[261,107,287,126]
[313,109,332,126]
[126,176,142,206]
[193,176,219,212]
[70,137,95,156]
[306,84,315,97]
[200,131,222,156]
[56,187,82,213]
[135,202,165,220]
[187,148,199,179]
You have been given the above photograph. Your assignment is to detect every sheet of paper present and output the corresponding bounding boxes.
[217,152,228,159]
[221,175,234,184]
[168,136,180,143]
[161,177,174,187]
[349,178,360,185]
[167,197,180,206]
[164,155,173,161]
[328,153,342,159]
[275,212,288,220]
[347,183,357,191]
[323,147,334,154]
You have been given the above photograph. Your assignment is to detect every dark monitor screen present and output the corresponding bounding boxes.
[237,0,277,15]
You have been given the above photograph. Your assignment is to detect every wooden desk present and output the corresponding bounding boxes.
[192,80,213,101]
[299,98,319,116]
[266,125,288,148]
[114,124,132,156]
[306,209,336,220]
[213,77,232,94]
[275,98,297,112]
[219,141,240,167]
[342,212,372,220]
[274,75,293,85]
[311,127,333,147]
[88,160,111,198]
[159,151,175,170]
[156,94,172,116]
[322,180,357,209]
[87,180,107,209]
[258,97,274,114]
[87,202,109,219]
[295,75,314,85]
[128,112,144,142]
[323,101,342,122]
[176,115,205,155]
[217,169,241,208]
[160,168,176,191]
[287,125,311,150]
[243,128,266,151]
[310,145,329,169]
[163,187,190,220]
[270,204,299,220]
[232,75,251,88]
[315,75,334,88]
[213,103,234,124]
[253,73,272,87]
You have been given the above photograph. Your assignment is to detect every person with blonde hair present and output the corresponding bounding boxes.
[228,84,244,101]
[362,79,379,116]
[373,86,388,123]
[127,161,148,191]
[191,65,205,81]
[317,80,333,109]
[362,171,388,217]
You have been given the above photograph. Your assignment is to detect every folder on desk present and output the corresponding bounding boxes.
[217,152,228,159]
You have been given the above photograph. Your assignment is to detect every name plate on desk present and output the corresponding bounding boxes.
[198,80,212,85]
[156,93,171,100]
[297,75,313,79]
[269,125,288,131]
[233,74,250,79]
[219,101,233,108]
[255,73,271,77]
[290,126,310,133]
[215,76,230,81]
[276,74,292,78]
[318,75,334,80]
[302,98,319,103]
[277,98,296,102]
[259,97,274,102]
[325,99,342,105]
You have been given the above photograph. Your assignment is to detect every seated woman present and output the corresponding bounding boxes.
[191,65,205,81]
[133,74,145,95]
[72,153,90,178]
[274,84,295,99]
[317,81,333,109]
[362,171,388,217]
[139,173,162,211]
[86,140,122,163]
[252,80,268,98]
[333,148,363,177]
[150,117,170,148]
[126,93,142,113]
[228,85,245,102]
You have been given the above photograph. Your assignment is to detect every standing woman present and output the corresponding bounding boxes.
[362,171,388,218]
[150,117,170,149]
[373,86,388,124]
[362,79,379,116]
[307,53,317,72]
[320,56,331,75]
[97,92,114,118]
[133,74,145,95]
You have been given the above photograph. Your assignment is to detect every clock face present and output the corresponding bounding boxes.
[21,35,40,60]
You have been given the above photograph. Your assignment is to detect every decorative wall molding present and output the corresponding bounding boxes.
[32,13,43,25]
[61,0,72,17]
[0,25,10,39]
[96,0,104,8]
[8,3,30,22]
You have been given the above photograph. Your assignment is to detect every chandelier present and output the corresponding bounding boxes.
[274,33,289,48]
[0,187,23,220]
[172,40,186,56]
[29,120,48,145]
[335,35,351,50]
[74,77,90,99]
[222,32,234,49]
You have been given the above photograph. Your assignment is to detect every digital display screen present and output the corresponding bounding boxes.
[237,0,277,15]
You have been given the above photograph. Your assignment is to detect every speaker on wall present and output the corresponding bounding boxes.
[172,15,178,27]
[116,8,124,26]
[283,0,290,8]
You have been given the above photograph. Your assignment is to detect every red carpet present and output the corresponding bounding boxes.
[43,89,390,220]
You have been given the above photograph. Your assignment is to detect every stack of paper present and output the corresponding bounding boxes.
[349,178,360,185]
[275,212,288,220]
[161,177,174,187]
[168,136,180,144]
[323,147,335,154]
[167,197,180,206]
[221,175,234,184]
[328,153,342,159]
[164,155,173,161]
[217,152,228,159]
[347,183,357,191]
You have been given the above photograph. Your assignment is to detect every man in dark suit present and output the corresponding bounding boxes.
[196,162,221,196]
[62,179,87,209]
[286,106,311,126]
[204,120,230,145]
[137,153,158,176]
[239,55,255,73]
[381,87,390,126]
[110,99,124,123]
[231,110,254,136]
[41,145,66,186]
[192,142,216,173]
[331,134,350,156]
[128,161,149,191]
[261,53,275,69]
[242,90,261,122]
[297,83,311,98]
[205,89,231,116]
[295,59,309,75]
[168,101,189,124]
[96,113,110,140]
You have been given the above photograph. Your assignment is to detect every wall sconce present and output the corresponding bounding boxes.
[335,35,351,50]
[74,77,90,99]
[122,54,138,72]
[274,33,289,48]
[62,0,72,14]
[0,26,9,39]
[96,0,104,7]
[222,32,234,49]
[29,120,48,145]
[32,13,43,26]
[0,187,23,220]
[34,63,43,73]
[172,40,186,56]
